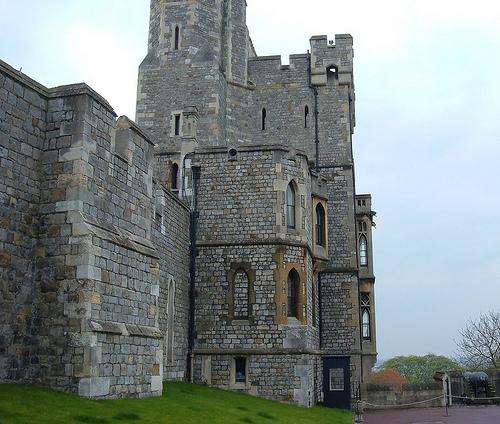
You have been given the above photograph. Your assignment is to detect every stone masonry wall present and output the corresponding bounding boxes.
[192,146,321,406]
[152,185,190,381]
[0,61,45,382]
[0,60,191,398]
[194,353,321,406]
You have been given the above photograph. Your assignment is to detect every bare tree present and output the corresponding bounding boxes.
[455,311,500,370]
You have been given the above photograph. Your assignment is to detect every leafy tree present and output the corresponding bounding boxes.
[455,310,500,370]
[380,354,461,384]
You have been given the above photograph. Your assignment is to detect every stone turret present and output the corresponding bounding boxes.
[136,0,252,151]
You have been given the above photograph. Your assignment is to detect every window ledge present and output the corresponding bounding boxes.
[230,382,249,390]
[283,317,302,327]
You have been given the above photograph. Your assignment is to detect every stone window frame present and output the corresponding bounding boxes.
[227,263,256,325]
[169,161,180,191]
[172,24,182,51]
[361,292,371,340]
[273,248,308,326]
[171,111,183,137]
[230,356,250,389]
[287,268,300,319]
[312,197,328,258]
[315,203,326,247]
[285,179,306,236]
[359,234,368,267]
[286,181,297,229]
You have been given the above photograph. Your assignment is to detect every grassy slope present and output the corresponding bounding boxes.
[0,381,352,424]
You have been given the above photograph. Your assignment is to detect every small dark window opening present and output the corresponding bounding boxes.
[170,163,179,190]
[174,114,181,136]
[287,269,300,318]
[174,26,180,50]
[286,182,296,229]
[316,204,326,247]
[235,357,246,383]
[360,235,368,266]
[304,105,309,128]
[327,65,338,81]
[261,108,267,131]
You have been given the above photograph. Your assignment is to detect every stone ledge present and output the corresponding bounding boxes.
[89,319,163,339]
[81,213,160,259]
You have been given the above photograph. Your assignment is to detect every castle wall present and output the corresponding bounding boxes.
[0,61,45,382]
[192,147,321,406]
[194,353,323,406]
[0,61,191,399]
[152,185,191,381]
[137,0,230,148]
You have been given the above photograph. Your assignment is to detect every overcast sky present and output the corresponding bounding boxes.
[1,0,499,361]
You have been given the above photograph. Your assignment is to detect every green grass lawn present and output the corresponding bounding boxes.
[0,381,352,424]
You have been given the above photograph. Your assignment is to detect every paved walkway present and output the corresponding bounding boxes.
[363,405,500,424]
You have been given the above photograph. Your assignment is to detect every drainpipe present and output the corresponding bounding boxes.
[308,50,320,171]
[187,165,200,382]
[318,273,323,349]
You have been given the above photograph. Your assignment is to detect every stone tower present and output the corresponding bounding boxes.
[137,0,253,149]
[136,0,377,409]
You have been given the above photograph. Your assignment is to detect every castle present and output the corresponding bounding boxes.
[0,0,377,410]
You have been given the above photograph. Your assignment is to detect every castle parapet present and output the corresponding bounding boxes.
[310,34,354,86]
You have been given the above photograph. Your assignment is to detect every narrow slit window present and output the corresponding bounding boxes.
[315,204,326,247]
[261,108,267,131]
[360,235,368,266]
[362,309,371,339]
[170,163,179,190]
[174,26,180,50]
[174,114,181,136]
[304,105,309,128]
[286,183,296,229]
[287,269,300,318]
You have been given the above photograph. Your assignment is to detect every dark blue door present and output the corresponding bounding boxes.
[323,356,351,410]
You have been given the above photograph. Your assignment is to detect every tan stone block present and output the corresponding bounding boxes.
[48,225,60,237]
[35,246,45,257]
[45,292,57,303]
[101,270,109,283]
[0,250,11,267]
[152,364,160,376]
[50,188,66,202]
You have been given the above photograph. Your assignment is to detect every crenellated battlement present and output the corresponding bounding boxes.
[310,34,354,86]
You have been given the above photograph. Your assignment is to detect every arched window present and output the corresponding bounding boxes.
[304,105,309,129]
[287,269,300,318]
[233,270,249,319]
[315,204,326,247]
[166,279,175,363]
[362,309,370,339]
[359,235,368,266]
[286,182,296,229]
[170,163,179,190]
[174,26,180,50]
[261,108,267,131]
